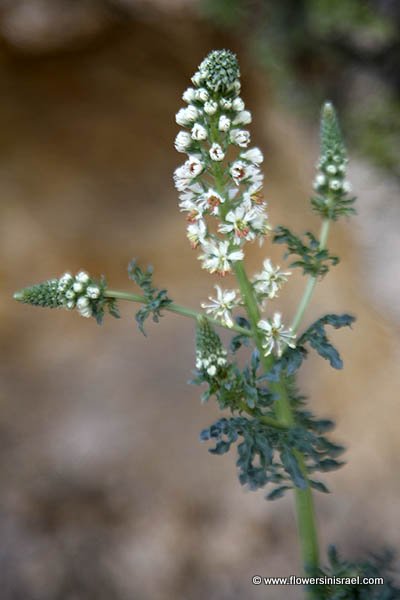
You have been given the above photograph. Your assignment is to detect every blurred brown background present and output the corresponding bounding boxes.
[2,1,400,598]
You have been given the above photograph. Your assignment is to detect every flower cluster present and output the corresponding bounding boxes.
[57,271,102,317]
[195,316,228,378]
[174,49,269,278]
[14,271,110,321]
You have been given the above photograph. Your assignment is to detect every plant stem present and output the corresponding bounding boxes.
[233,260,320,583]
[290,218,330,333]
[104,289,251,336]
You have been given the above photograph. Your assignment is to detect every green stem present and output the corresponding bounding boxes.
[233,261,320,582]
[210,119,320,587]
[290,218,330,334]
[104,289,251,336]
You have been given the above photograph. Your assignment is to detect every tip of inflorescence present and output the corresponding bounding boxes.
[13,290,24,301]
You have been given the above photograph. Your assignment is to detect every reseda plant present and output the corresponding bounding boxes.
[14,50,400,599]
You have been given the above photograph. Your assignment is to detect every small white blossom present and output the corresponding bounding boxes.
[199,240,244,275]
[186,155,204,178]
[174,131,192,152]
[207,365,217,376]
[313,173,326,189]
[204,100,218,115]
[230,160,247,184]
[218,115,231,132]
[220,97,232,109]
[173,157,204,191]
[342,180,352,193]
[191,123,208,141]
[219,204,260,244]
[86,285,100,299]
[241,147,263,164]
[329,179,342,191]
[209,143,225,162]
[182,87,196,103]
[76,271,90,283]
[232,97,245,111]
[77,296,92,318]
[195,88,209,102]
[204,188,225,212]
[233,110,252,125]
[175,105,198,126]
[326,164,337,175]
[187,219,207,248]
[246,164,263,188]
[258,313,296,357]
[73,282,84,293]
[65,290,75,300]
[230,129,250,147]
[201,285,239,328]
[191,72,202,86]
[66,300,75,310]
[253,259,291,299]
[59,272,73,284]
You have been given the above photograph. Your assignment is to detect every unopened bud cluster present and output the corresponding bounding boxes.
[196,316,227,377]
[313,102,351,195]
[14,271,103,319]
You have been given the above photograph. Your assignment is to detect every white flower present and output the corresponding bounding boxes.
[77,296,89,308]
[232,97,245,111]
[76,271,89,283]
[195,88,209,102]
[178,196,204,221]
[209,143,225,161]
[199,240,244,275]
[186,155,204,178]
[220,98,232,109]
[218,115,231,132]
[86,285,100,299]
[230,160,247,184]
[173,157,204,191]
[191,72,202,86]
[329,179,342,191]
[174,164,192,191]
[258,313,296,357]
[182,87,196,103]
[73,282,84,293]
[233,110,252,125]
[230,129,250,148]
[246,164,263,188]
[175,105,198,126]
[77,295,92,318]
[253,259,291,299]
[191,123,208,141]
[203,188,224,213]
[313,173,326,189]
[65,289,75,300]
[326,164,337,174]
[204,100,218,115]
[201,285,239,328]
[187,219,207,248]
[59,272,73,284]
[207,365,217,376]
[342,180,352,193]
[66,300,75,310]
[174,131,192,152]
[219,204,260,244]
[241,147,263,164]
